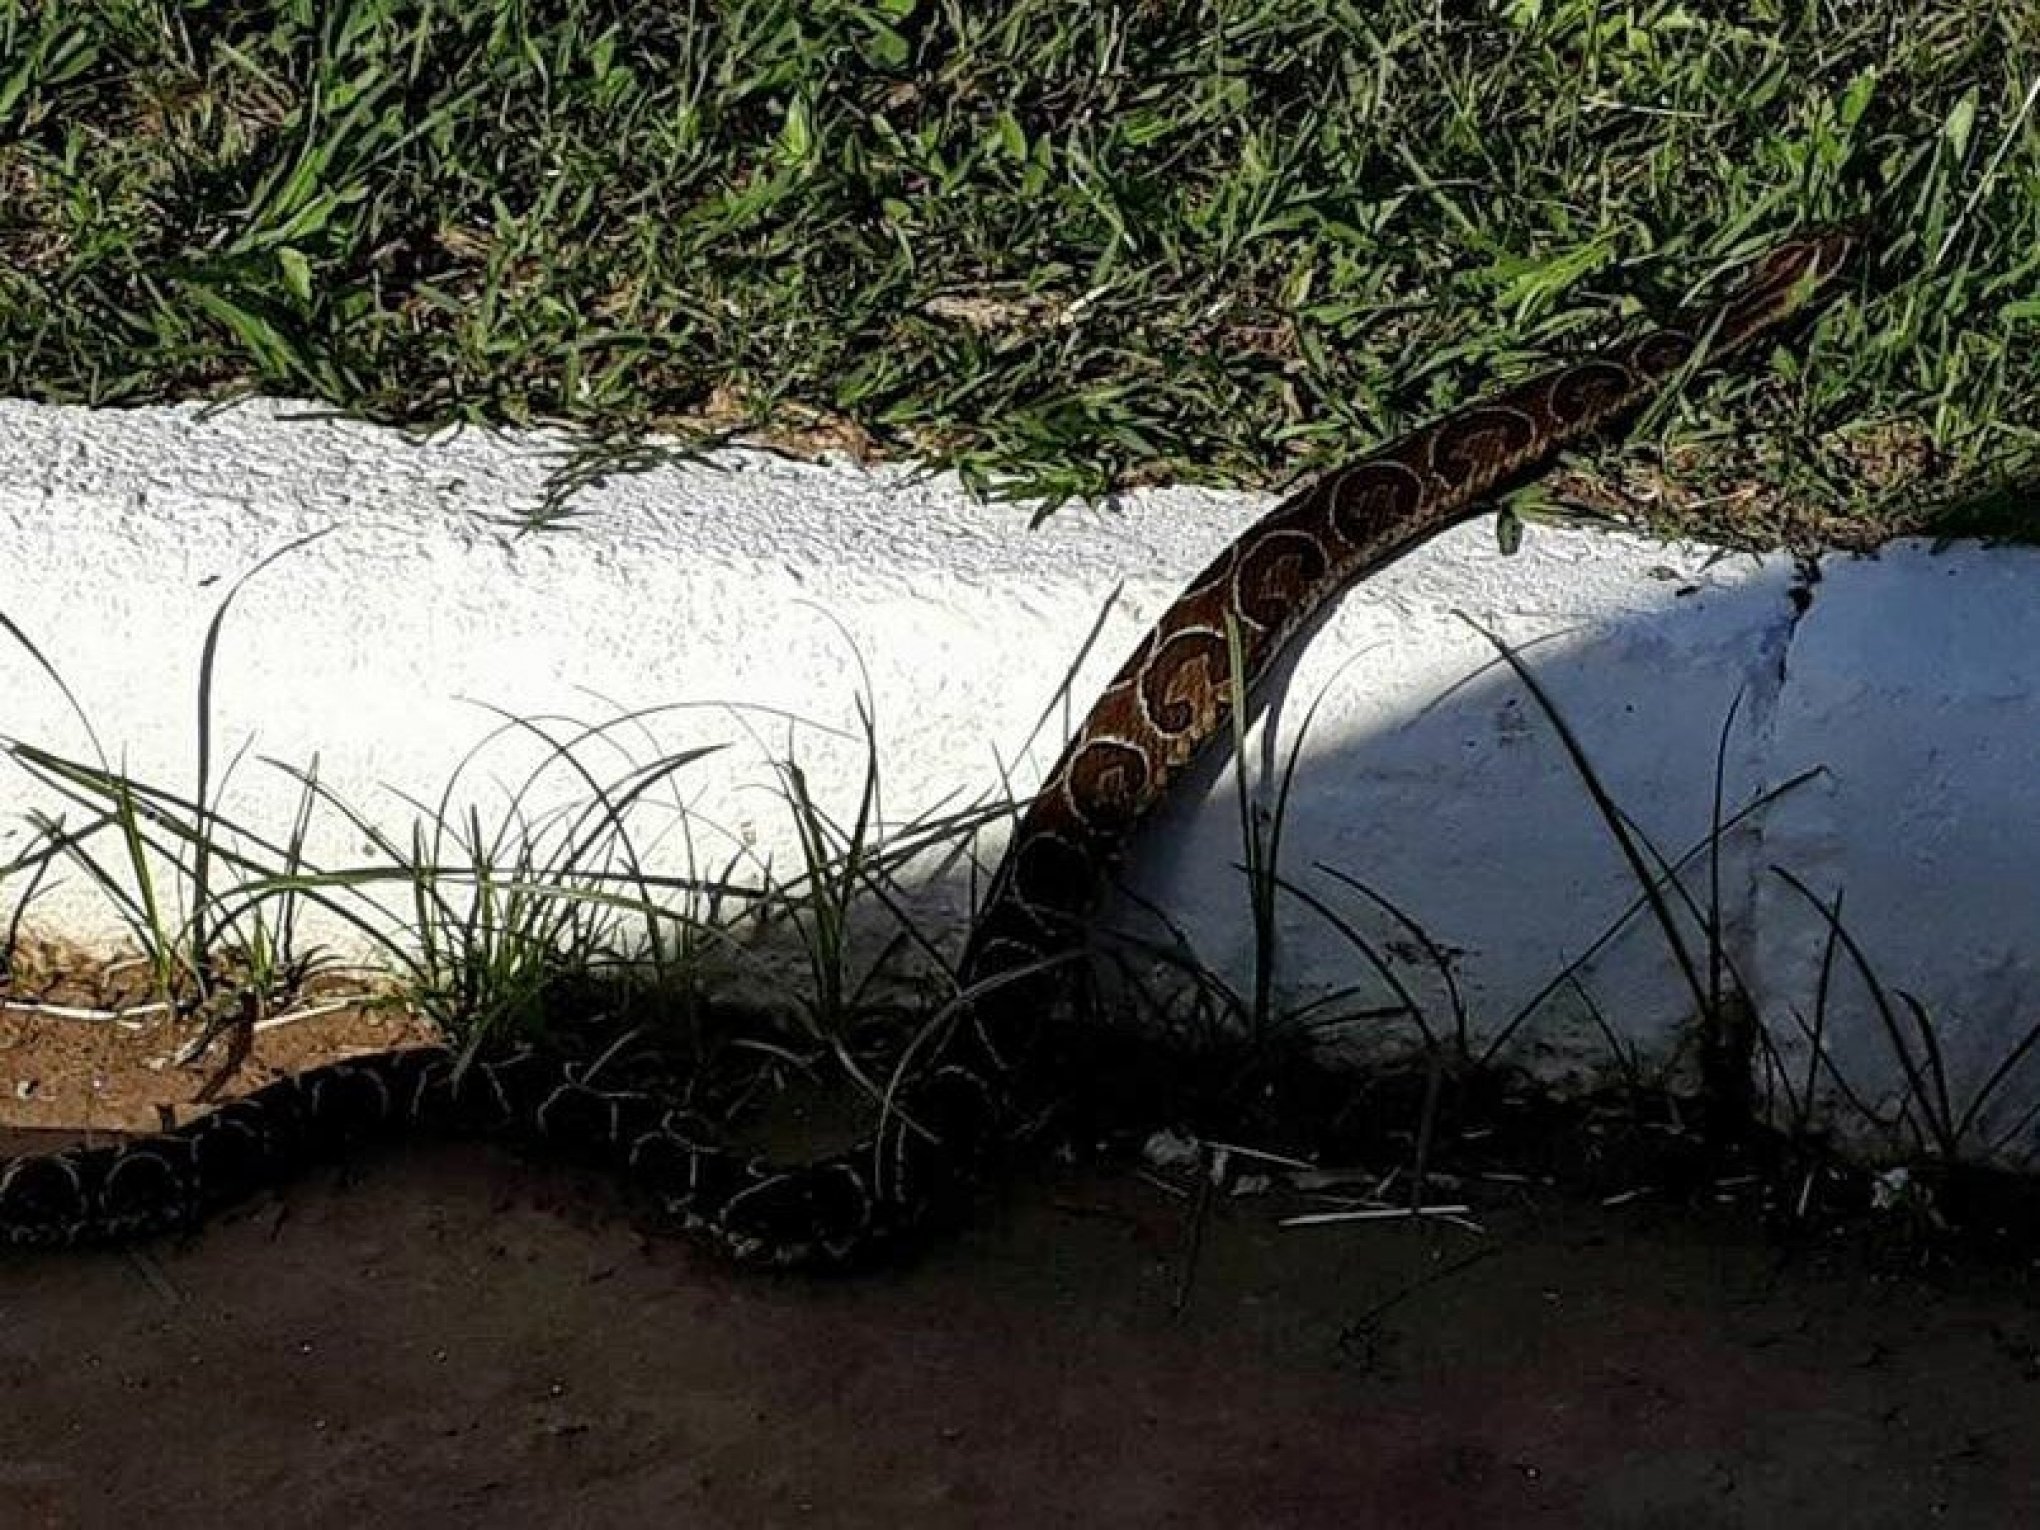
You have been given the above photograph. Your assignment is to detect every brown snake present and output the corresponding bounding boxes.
[0,229,1854,1265]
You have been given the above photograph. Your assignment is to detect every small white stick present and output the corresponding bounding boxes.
[1280,1204,1476,1228]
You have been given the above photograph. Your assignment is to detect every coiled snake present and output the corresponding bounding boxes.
[0,230,1854,1266]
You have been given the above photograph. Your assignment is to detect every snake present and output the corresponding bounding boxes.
[0,229,1854,1265]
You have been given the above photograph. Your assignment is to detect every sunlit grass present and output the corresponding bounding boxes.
[0,0,2031,534]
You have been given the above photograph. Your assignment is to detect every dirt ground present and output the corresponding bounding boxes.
[3,1003,2038,1528]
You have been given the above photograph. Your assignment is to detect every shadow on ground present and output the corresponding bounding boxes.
[3,1145,2035,1529]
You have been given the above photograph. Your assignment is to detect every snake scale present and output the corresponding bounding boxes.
[0,230,1853,1266]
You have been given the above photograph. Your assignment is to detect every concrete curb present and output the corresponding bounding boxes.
[4,397,2036,1159]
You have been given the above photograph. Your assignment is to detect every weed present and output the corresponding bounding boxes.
[0,534,335,1030]
[1772,866,2040,1165]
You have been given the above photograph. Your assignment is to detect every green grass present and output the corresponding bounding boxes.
[1,0,2034,535]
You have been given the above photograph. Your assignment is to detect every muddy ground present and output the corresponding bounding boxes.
[3,997,2038,1528]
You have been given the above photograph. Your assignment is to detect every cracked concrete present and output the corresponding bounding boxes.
[1,396,2035,1158]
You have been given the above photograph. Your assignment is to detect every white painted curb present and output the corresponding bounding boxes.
[3,398,2036,1161]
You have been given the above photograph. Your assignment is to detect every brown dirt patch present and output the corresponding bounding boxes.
[0,946,436,1137]
[3,1151,2037,1529]
[2,990,2037,1528]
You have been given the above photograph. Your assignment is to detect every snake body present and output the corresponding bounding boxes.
[0,231,1852,1264]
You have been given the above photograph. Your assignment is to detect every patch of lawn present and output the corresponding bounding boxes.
[0,0,2033,539]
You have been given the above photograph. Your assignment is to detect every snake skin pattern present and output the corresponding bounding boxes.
[0,230,1854,1265]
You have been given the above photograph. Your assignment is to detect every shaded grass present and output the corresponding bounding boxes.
[0,0,2033,535]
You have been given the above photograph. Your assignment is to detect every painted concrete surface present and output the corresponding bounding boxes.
[2,397,2034,1156]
